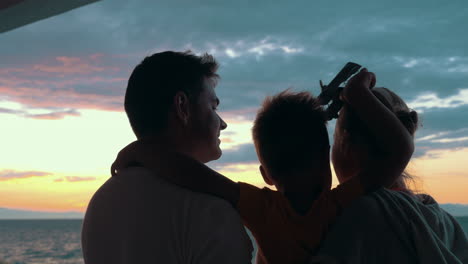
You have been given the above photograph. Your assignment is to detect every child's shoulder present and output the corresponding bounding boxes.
[238,181,284,209]
[239,181,277,195]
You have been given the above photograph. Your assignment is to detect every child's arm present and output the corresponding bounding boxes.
[111,142,240,207]
[342,69,414,191]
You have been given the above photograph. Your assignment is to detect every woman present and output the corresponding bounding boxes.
[315,86,468,263]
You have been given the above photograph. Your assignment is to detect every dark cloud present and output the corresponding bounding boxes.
[208,143,259,169]
[2,0,465,55]
[418,105,468,132]
[414,107,468,157]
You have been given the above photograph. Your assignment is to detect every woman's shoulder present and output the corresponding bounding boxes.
[371,189,464,234]
[414,193,437,205]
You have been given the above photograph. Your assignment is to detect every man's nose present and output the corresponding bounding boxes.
[220,117,227,130]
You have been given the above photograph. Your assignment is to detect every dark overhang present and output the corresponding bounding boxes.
[0,0,100,33]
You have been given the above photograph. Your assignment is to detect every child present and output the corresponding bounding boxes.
[111,69,414,264]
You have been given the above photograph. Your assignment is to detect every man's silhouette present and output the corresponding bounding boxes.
[81,51,253,264]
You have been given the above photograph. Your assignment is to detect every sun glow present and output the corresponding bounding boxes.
[1,108,468,212]
[411,147,468,204]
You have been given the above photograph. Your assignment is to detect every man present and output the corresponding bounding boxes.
[81,51,253,264]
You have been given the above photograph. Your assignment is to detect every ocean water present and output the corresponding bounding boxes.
[1,218,467,264]
[0,220,82,264]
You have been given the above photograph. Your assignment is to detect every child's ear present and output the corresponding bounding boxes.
[259,165,274,186]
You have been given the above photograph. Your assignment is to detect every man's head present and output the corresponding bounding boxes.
[252,90,331,191]
[124,51,227,163]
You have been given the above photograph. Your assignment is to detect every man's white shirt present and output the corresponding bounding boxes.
[82,167,253,264]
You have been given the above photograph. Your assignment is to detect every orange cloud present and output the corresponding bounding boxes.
[0,54,119,76]
[0,54,127,113]
[54,176,97,182]
[220,107,257,122]
[0,170,51,181]
[220,137,235,143]
[0,85,123,112]
[31,56,118,75]
[0,54,267,121]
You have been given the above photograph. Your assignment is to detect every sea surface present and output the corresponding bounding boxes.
[1,218,467,264]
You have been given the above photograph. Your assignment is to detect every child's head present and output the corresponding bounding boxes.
[252,90,331,192]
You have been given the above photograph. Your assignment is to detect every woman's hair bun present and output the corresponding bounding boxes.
[409,110,418,125]
[396,110,419,135]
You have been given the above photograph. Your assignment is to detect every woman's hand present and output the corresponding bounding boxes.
[111,140,151,176]
[341,68,376,105]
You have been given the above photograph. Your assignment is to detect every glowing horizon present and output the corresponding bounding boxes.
[1,108,468,213]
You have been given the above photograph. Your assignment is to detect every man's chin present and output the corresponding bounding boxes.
[200,148,222,164]
[212,148,222,161]
[212,147,224,161]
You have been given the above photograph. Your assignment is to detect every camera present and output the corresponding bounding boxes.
[318,62,361,120]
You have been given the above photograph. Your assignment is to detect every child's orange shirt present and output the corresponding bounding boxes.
[237,178,364,264]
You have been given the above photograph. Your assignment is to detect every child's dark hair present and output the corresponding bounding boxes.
[252,90,329,183]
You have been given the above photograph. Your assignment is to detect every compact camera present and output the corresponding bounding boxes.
[318,62,362,120]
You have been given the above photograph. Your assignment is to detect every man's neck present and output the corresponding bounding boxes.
[139,135,196,161]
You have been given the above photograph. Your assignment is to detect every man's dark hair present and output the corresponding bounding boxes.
[125,51,219,138]
[252,90,329,183]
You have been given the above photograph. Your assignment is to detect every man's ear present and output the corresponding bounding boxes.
[259,165,274,186]
[173,91,190,125]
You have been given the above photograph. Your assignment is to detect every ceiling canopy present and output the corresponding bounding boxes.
[0,0,100,33]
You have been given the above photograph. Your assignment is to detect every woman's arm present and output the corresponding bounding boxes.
[342,69,415,190]
[111,141,240,207]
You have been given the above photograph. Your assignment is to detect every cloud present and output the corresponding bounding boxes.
[201,37,304,60]
[417,105,468,132]
[0,170,51,181]
[28,55,118,75]
[0,107,22,114]
[55,176,97,182]
[0,105,81,120]
[0,55,120,77]
[25,109,81,120]
[0,54,128,113]
[219,107,257,122]
[0,0,467,162]
[209,143,259,168]
[2,2,467,114]
[212,162,260,174]
[414,127,468,158]
[0,169,95,184]
[408,89,468,111]
[430,137,468,144]
[0,85,124,112]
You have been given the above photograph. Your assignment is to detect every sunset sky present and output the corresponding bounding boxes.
[1,0,468,212]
